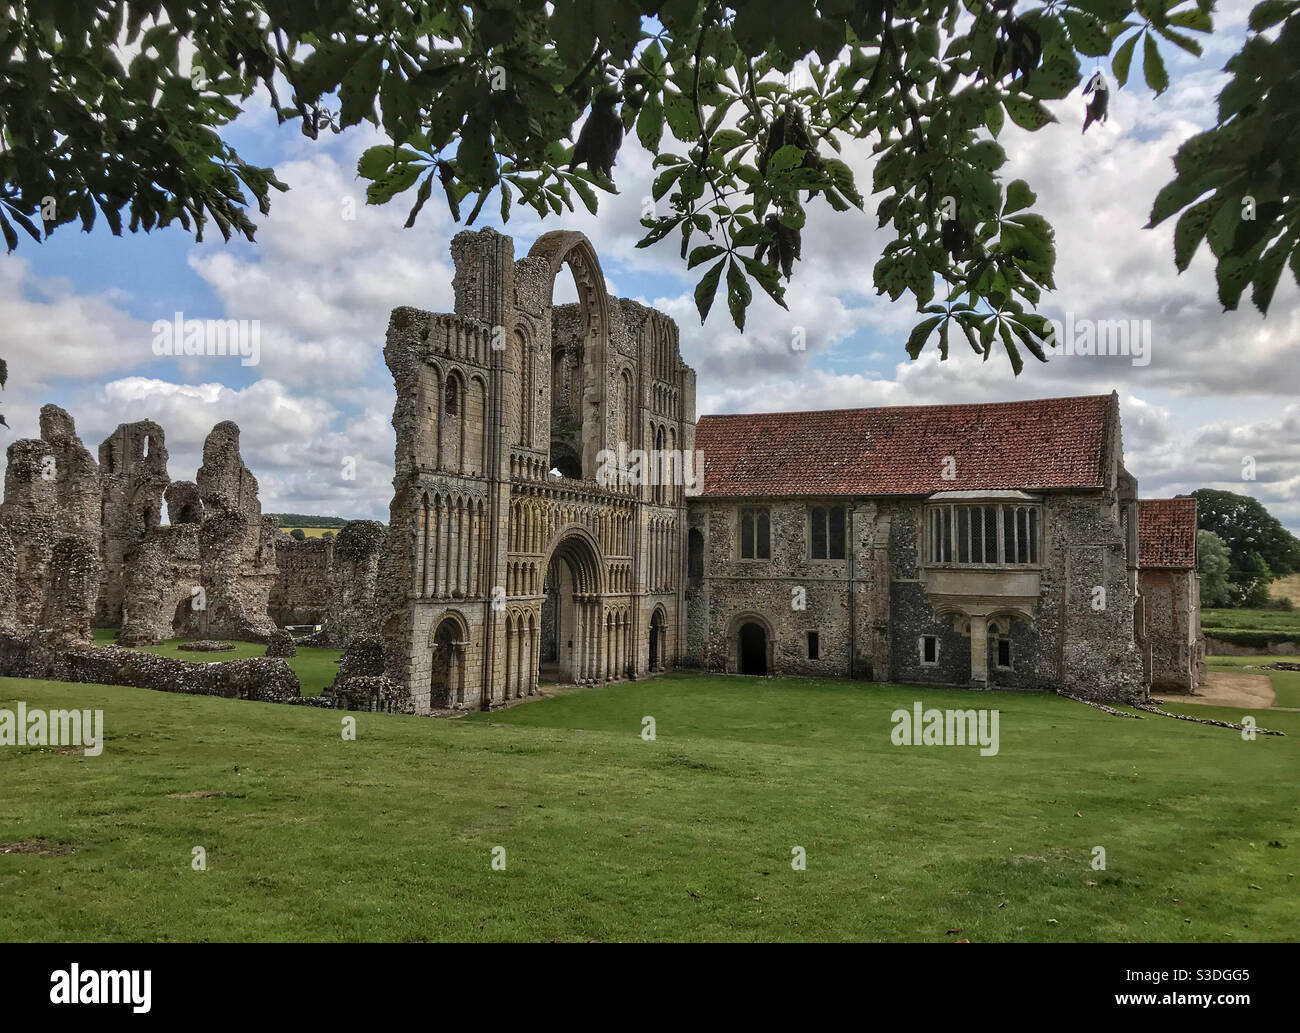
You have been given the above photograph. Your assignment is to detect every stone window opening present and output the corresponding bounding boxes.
[807,630,820,660]
[927,503,1040,567]
[920,635,939,666]
[993,634,1013,670]
[687,527,704,584]
[445,379,460,416]
[809,505,846,560]
[739,507,770,560]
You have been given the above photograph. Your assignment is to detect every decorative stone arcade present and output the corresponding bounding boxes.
[379,228,697,714]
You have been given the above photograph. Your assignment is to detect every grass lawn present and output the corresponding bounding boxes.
[89,629,342,697]
[1207,653,1300,709]
[1202,607,1300,636]
[0,672,1295,942]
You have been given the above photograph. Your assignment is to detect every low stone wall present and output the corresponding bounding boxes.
[1205,635,1300,656]
[0,629,419,714]
[327,675,415,715]
[0,630,300,703]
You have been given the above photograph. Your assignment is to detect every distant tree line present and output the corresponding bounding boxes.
[267,514,350,528]
[1187,489,1300,609]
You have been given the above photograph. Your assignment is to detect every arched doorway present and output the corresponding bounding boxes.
[738,622,768,676]
[538,529,603,685]
[649,607,665,671]
[430,617,463,707]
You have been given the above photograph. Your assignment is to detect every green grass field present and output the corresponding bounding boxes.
[0,672,1295,942]
[1203,608,1300,636]
[89,629,342,697]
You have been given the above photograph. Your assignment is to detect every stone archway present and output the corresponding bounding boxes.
[649,606,666,672]
[726,613,774,677]
[538,527,604,684]
[430,614,467,708]
[517,231,613,481]
[739,622,768,676]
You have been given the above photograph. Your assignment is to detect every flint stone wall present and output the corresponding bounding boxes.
[269,521,384,646]
[0,630,301,703]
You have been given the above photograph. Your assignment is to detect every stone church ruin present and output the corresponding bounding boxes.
[0,228,1204,714]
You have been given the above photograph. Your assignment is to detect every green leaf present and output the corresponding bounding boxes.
[726,257,752,331]
[1142,33,1169,95]
[1062,11,1111,58]
[1000,322,1023,375]
[636,99,664,152]
[1216,254,1252,309]
[906,316,942,359]
[1251,239,1290,314]
[0,210,17,253]
[340,43,384,127]
[694,257,726,323]
[964,140,1007,172]
[1169,8,1214,31]
[1003,94,1056,130]
[985,99,1004,137]
[365,162,422,205]
[1111,31,1139,87]
[357,145,420,180]
[688,244,724,269]
[1146,175,1211,228]
[404,172,434,228]
[1249,1,1293,31]
[1003,179,1036,216]
[1173,197,1216,271]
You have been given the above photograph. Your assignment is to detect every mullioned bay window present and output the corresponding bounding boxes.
[926,494,1042,567]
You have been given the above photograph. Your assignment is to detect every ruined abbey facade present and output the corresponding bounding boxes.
[0,227,1203,714]
[377,228,695,711]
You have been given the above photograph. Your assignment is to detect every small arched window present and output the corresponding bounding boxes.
[445,379,460,416]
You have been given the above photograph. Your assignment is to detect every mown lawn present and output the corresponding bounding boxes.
[0,672,1294,942]
[89,629,342,697]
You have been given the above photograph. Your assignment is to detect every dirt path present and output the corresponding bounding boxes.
[1154,671,1275,710]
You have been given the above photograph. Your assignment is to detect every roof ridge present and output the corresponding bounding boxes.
[696,393,1111,421]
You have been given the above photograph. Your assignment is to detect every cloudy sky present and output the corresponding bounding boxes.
[3,0,1296,532]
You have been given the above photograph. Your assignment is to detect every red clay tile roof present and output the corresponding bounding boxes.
[1138,498,1198,569]
[693,395,1113,497]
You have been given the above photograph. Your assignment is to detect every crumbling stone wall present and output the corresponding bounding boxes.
[113,424,277,645]
[117,525,201,645]
[0,629,301,703]
[268,520,384,645]
[325,521,384,647]
[0,526,16,632]
[269,533,333,626]
[96,420,169,626]
[0,405,101,643]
